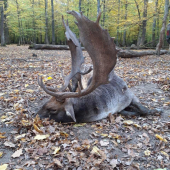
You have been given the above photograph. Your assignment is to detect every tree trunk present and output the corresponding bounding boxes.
[102,0,106,27]
[117,49,169,58]
[134,0,141,48]
[29,44,170,57]
[97,0,100,15]
[156,0,169,56]
[45,0,49,44]
[32,0,36,43]
[15,0,22,45]
[137,0,148,47]
[51,0,55,45]
[116,0,120,46]
[152,0,158,47]
[123,0,128,46]
[29,44,85,50]
[79,0,81,12]
[4,0,9,44]
[1,5,5,46]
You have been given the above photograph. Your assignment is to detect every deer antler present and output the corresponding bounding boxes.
[59,16,92,92]
[38,11,117,100]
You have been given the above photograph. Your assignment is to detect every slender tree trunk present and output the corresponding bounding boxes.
[137,0,148,47]
[156,0,169,55]
[123,0,128,46]
[102,0,106,27]
[15,0,22,45]
[79,0,81,12]
[4,0,9,44]
[152,0,158,47]
[45,0,49,44]
[134,0,142,48]
[32,0,36,43]
[1,5,5,46]
[87,0,89,18]
[51,0,55,44]
[97,0,100,15]
[116,0,120,46]
[21,20,25,45]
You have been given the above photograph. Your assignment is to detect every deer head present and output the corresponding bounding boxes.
[37,11,117,122]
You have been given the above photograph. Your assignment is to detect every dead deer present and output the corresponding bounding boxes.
[37,11,160,123]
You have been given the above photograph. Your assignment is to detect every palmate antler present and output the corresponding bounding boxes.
[38,11,117,100]
[60,16,92,92]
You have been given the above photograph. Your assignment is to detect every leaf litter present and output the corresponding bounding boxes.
[0,45,170,170]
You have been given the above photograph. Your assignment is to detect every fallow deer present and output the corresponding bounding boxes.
[37,11,160,123]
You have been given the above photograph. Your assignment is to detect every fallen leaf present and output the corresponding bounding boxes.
[73,123,86,127]
[0,164,8,170]
[15,134,26,141]
[33,123,43,133]
[0,152,3,157]
[133,124,141,128]
[53,159,62,168]
[110,159,118,168]
[53,147,60,154]
[12,149,23,158]
[155,134,167,143]
[144,150,151,156]
[91,146,101,156]
[47,76,53,80]
[161,151,169,159]
[0,132,6,139]
[4,141,15,148]
[100,140,109,146]
[123,120,133,125]
[34,134,49,140]
[26,89,34,93]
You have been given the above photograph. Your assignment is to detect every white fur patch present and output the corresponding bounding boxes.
[66,111,71,117]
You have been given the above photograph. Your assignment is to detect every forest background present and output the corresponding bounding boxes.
[0,0,170,48]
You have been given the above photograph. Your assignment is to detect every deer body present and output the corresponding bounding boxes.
[37,11,158,123]
[37,71,138,123]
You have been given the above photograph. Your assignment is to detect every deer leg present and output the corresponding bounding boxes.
[119,110,140,116]
[120,101,162,117]
[131,100,162,116]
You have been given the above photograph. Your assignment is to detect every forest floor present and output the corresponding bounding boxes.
[0,45,170,170]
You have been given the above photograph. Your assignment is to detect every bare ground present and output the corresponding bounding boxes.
[0,45,170,170]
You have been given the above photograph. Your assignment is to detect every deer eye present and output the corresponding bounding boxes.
[48,109,57,114]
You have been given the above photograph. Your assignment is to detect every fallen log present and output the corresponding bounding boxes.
[29,44,169,58]
[29,44,85,50]
[117,49,170,58]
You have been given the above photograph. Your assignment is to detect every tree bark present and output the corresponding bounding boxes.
[79,0,81,12]
[1,5,5,46]
[32,0,36,43]
[45,0,49,44]
[137,0,148,47]
[29,44,170,58]
[123,0,128,46]
[116,0,120,46]
[97,0,100,15]
[117,49,169,58]
[15,0,22,45]
[29,44,85,50]
[4,0,9,44]
[152,0,158,47]
[156,0,169,56]
[51,0,55,45]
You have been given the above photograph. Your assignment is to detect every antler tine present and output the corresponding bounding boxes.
[96,11,102,24]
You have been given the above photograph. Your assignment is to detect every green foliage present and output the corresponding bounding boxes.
[4,0,169,46]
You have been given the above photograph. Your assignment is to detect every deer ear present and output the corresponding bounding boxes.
[64,101,76,122]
